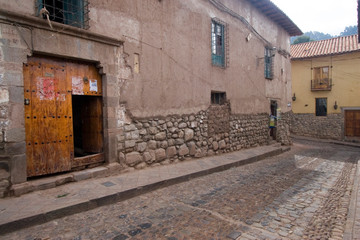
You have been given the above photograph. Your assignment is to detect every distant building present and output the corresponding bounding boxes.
[0,0,301,197]
[291,35,360,140]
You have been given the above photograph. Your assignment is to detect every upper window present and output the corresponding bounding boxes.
[211,19,227,68]
[316,98,327,116]
[312,66,332,91]
[37,0,89,29]
[264,47,273,79]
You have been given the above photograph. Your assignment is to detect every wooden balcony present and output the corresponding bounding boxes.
[311,78,332,91]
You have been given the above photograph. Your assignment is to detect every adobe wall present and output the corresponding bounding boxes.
[89,0,293,117]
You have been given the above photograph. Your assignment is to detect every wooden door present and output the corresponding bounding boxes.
[24,57,104,177]
[345,110,360,137]
[24,58,73,177]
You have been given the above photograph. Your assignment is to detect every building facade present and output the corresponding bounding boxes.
[291,35,360,140]
[0,0,301,197]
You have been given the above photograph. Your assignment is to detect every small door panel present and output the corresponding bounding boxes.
[345,110,360,137]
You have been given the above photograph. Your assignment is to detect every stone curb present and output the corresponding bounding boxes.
[291,135,360,148]
[9,164,122,197]
[344,159,360,240]
[0,146,288,235]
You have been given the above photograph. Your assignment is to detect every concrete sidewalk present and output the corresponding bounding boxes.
[0,144,287,235]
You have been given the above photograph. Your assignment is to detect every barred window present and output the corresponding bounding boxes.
[211,91,226,105]
[211,19,227,67]
[264,47,274,79]
[37,0,89,29]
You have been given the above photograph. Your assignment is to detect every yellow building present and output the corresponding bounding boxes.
[291,35,360,141]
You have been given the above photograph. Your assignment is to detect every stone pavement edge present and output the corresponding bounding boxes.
[0,143,287,235]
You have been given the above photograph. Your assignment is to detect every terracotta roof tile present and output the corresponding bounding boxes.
[291,35,360,59]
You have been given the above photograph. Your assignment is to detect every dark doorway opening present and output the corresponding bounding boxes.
[270,100,277,140]
[72,95,103,158]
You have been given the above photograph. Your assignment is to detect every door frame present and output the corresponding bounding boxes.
[24,55,105,177]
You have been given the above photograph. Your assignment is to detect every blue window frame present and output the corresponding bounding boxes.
[211,20,226,67]
[264,47,273,79]
[36,0,89,29]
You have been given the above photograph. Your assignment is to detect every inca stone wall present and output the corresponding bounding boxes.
[276,111,292,146]
[117,104,290,170]
[290,113,342,140]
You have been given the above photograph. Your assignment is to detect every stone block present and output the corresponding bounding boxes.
[4,141,26,155]
[175,138,184,145]
[168,139,175,146]
[0,179,9,188]
[148,140,157,150]
[184,128,194,142]
[0,87,9,105]
[10,154,26,184]
[219,140,226,149]
[143,151,154,164]
[137,142,147,152]
[54,174,74,186]
[124,124,137,132]
[160,140,168,148]
[73,171,92,182]
[9,104,25,129]
[188,141,196,156]
[155,148,166,161]
[125,152,142,166]
[148,127,158,135]
[118,152,125,163]
[178,122,187,128]
[155,132,166,141]
[2,72,23,86]
[135,162,147,170]
[11,182,34,196]
[178,144,189,156]
[32,177,56,190]
[190,121,198,128]
[166,146,177,158]
[5,128,25,142]
[212,141,219,150]
[87,167,108,178]
[139,129,147,135]
[0,168,10,179]
[106,162,122,174]
[125,140,136,148]
[8,86,23,104]
[131,130,140,140]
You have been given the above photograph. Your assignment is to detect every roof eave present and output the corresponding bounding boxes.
[247,0,303,36]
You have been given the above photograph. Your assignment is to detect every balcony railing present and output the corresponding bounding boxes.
[311,78,332,91]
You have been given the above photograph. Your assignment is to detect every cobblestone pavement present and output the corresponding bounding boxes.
[3,139,360,240]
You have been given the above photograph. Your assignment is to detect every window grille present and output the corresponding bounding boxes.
[36,0,90,29]
[264,47,274,79]
[211,18,228,68]
[211,91,226,105]
[316,98,327,116]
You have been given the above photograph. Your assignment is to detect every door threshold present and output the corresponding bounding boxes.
[72,153,104,169]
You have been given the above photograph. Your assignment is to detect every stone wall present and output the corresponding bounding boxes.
[290,113,342,140]
[117,103,281,170]
[276,111,292,146]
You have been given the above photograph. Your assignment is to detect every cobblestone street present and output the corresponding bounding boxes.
[3,139,360,240]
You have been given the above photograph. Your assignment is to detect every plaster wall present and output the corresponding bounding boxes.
[89,0,293,117]
[292,52,360,114]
